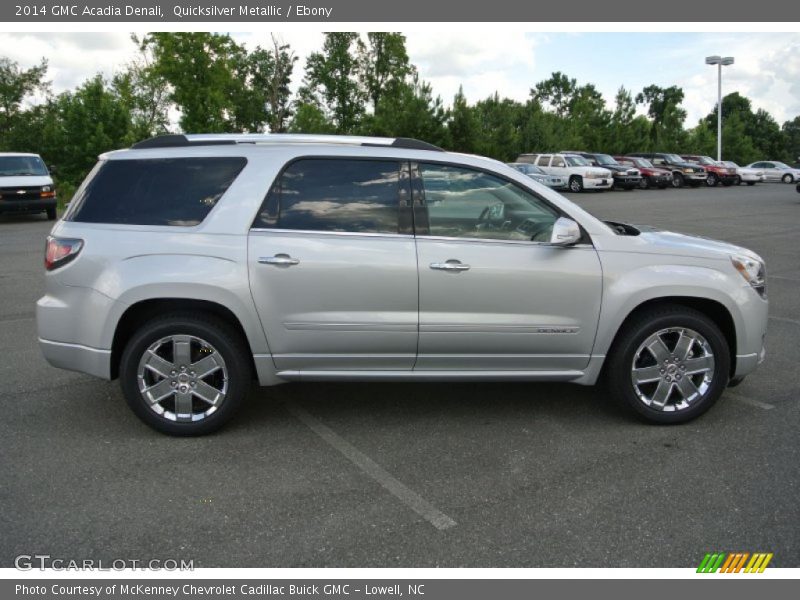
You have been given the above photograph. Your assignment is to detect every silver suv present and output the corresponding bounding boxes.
[37,134,768,435]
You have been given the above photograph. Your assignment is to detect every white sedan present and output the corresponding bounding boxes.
[720,161,764,186]
[746,161,800,183]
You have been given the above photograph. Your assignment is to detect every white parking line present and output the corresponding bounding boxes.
[283,400,457,531]
[769,315,800,327]
[726,391,775,410]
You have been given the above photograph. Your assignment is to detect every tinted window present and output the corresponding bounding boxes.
[253,159,402,234]
[68,158,246,226]
[420,164,559,242]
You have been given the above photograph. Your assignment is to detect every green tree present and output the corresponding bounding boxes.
[0,57,49,141]
[636,85,687,149]
[782,116,800,164]
[447,86,478,153]
[532,72,577,118]
[302,33,364,133]
[142,33,246,132]
[357,33,411,114]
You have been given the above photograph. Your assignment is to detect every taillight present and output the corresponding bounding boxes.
[45,236,83,271]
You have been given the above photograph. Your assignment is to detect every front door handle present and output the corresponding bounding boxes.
[259,254,300,266]
[430,260,470,272]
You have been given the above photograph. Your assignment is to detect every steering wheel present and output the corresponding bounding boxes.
[476,203,505,231]
[515,218,552,242]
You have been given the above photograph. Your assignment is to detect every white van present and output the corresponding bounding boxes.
[518,153,613,193]
[0,153,57,220]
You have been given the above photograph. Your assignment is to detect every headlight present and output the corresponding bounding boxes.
[731,255,766,298]
[683,168,694,173]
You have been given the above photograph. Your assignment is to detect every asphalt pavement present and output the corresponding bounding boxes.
[1,182,798,568]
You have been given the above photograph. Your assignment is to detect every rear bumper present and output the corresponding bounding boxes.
[0,198,55,213]
[39,338,111,379]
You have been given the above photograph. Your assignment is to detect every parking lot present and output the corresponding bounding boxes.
[1,183,798,568]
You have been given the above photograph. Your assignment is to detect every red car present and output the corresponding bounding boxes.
[614,156,672,189]
[680,155,738,187]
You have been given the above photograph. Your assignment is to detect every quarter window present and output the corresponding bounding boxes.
[420,164,559,242]
[253,159,402,234]
[67,158,246,226]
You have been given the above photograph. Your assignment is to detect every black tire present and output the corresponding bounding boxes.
[569,175,584,193]
[782,173,794,184]
[46,207,57,220]
[119,312,252,436]
[605,305,730,424]
[671,172,684,188]
[734,175,742,186]
[706,173,718,187]
[746,181,756,186]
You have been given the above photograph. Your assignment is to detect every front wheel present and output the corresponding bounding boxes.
[606,305,730,424]
[706,173,718,187]
[639,177,650,190]
[734,175,742,186]
[119,313,252,435]
[569,176,584,193]
[671,172,685,188]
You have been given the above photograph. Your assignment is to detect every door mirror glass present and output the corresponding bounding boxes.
[547,217,581,246]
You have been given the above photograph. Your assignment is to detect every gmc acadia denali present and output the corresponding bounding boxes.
[37,134,768,435]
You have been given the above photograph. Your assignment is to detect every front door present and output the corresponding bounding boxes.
[248,157,418,371]
[413,162,603,371]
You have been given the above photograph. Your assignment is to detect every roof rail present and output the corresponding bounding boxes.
[132,133,444,152]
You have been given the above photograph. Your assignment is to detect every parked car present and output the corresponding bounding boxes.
[680,155,738,187]
[507,162,567,189]
[746,161,800,183]
[516,153,613,192]
[563,152,641,191]
[719,161,764,186]
[0,152,57,220]
[38,133,768,435]
[627,153,707,188]
[614,156,672,189]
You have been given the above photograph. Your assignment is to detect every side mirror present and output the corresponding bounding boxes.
[547,217,581,246]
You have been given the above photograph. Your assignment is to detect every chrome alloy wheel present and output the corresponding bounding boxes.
[137,335,228,422]
[630,327,715,412]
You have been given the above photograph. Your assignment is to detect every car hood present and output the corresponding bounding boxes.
[612,224,761,261]
[0,175,53,187]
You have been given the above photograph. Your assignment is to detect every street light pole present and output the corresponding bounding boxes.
[705,56,734,162]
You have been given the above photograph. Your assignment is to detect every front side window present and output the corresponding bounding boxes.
[68,157,246,226]
[420,164,559,242]
[253,159,402,234]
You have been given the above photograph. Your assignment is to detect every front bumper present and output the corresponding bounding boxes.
[0,198,56,213]
[647,174,672,186]
[612,175,641,188]
[584,178,613,189]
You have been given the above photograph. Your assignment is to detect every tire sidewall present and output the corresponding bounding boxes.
[119,315,251,436]
[609,310,730,424]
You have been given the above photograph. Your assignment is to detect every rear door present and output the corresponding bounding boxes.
[248,158,418,371]
[412,162,603,372]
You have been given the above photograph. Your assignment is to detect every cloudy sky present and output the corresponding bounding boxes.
[1,31,798,126]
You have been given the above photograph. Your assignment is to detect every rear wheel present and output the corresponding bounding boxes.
[671,172,685,188]
[119,313,252,435]
[606,305,730,424]
[569,176,584,193]
[782,173,794,183]
[734,175,742,185]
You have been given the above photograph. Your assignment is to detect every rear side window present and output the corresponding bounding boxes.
[68,157,246,226]
[253,158,402,234]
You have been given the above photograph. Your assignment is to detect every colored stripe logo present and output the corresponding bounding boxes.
[697,552,773,573]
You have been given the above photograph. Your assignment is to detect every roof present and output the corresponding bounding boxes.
[0,152,41,158]
[131,133,444,153]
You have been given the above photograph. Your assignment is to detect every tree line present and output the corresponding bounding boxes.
[1,32,799,195]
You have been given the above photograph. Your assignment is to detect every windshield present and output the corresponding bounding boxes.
[696,156,716,165]
[723,161,739,168]
[510,163,545,175]
[633,158,654,168]
[664,154,684,163]
[594,154,617,166]
[0,155,48,176]
[565,155,590,167]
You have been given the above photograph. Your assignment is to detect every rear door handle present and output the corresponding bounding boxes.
[430,260,470,272]
[259,254,300,266]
